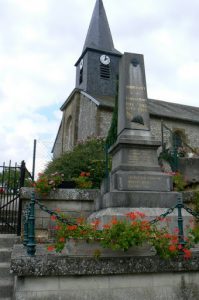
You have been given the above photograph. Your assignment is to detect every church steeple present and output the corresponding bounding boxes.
[75,0,121,97]
[82,0,120,55]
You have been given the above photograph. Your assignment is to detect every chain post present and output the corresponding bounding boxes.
[23,205,29,246]
[27,191,36,256]
[177,193,185,251]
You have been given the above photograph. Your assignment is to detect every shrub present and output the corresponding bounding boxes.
[44,137,108,188]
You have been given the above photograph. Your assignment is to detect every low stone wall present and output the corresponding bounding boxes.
[20,188,99,240]
[11,244,199,300]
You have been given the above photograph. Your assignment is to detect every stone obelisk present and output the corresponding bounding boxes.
[97,52,179,211]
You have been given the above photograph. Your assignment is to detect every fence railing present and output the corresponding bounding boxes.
[0,160,33,235]
[22,192,199,256]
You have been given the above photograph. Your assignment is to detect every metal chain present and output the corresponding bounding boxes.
[150,205,177,224]
[183,204,199,221]
[35,199,77,225]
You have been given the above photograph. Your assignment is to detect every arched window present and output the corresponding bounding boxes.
[172,130,185,150]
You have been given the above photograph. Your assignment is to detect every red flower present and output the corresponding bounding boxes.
[103,224,110,229]
[50,215,57,221]
[169,244,177,252]
[67,225,78,231]
[59,237,65,243]
[164,233,172,239]
[111,217,118,225]
[80,172,86,177]
[183,248,191,259]
[126,212,137,220]
[47,245,55,252]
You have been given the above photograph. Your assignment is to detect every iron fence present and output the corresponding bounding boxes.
[0,160,33,235]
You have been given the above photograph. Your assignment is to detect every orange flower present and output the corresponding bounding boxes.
[59,237,65,243]
[111,217,118,225]
[141,220,150,230]
[164,233,172,239]
[77,217,85,224]
[126,212,137,220]
[183,248,192,259]
[55,208,61,213]
[169,244,177,252]
[67,225,78,231]
[103,224,110,229]
[47,245,55,252]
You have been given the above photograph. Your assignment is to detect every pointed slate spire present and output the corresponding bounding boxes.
[82,0,121,55]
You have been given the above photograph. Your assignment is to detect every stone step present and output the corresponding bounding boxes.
[0,262,10,278]
[0,278,14,298]
[0,249,12,263]
[0,234,18,248]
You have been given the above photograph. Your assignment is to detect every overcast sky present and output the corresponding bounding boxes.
[0,0,198,174]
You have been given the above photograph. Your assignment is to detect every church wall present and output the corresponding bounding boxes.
[62,93,80,152]
[150,117,199,149]
[77,94,98,141]
[98,108,112,137]
[53,124,64,159]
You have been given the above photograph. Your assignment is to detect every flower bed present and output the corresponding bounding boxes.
[48,211,193,260]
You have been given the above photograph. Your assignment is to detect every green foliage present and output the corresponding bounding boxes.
[173,172,187,191]
[0,169,20,188]
[105,80,118,148]
[44,137,106,188]
[73,172,93,189]
[33,172,64,196]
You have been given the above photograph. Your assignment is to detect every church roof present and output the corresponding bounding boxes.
[148,98,199,124]
[60,89,199,124]
[82,0,121,55]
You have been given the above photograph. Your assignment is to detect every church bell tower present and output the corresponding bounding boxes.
[75,0,121,98]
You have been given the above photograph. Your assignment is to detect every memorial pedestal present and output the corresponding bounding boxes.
[88,52,183,234]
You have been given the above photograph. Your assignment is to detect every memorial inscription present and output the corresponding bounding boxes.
[127,175,162,189]
[128,149,156,166]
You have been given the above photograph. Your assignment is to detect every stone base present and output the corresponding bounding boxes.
[63,239,156,257]
[100,191,179,209]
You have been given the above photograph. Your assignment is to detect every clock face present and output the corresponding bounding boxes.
[80,59,84,70]
[100,55,111,65]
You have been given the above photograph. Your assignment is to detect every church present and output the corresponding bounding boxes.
[52,0,199,159]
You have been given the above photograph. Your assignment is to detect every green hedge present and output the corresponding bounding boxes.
[44,137,106,188]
